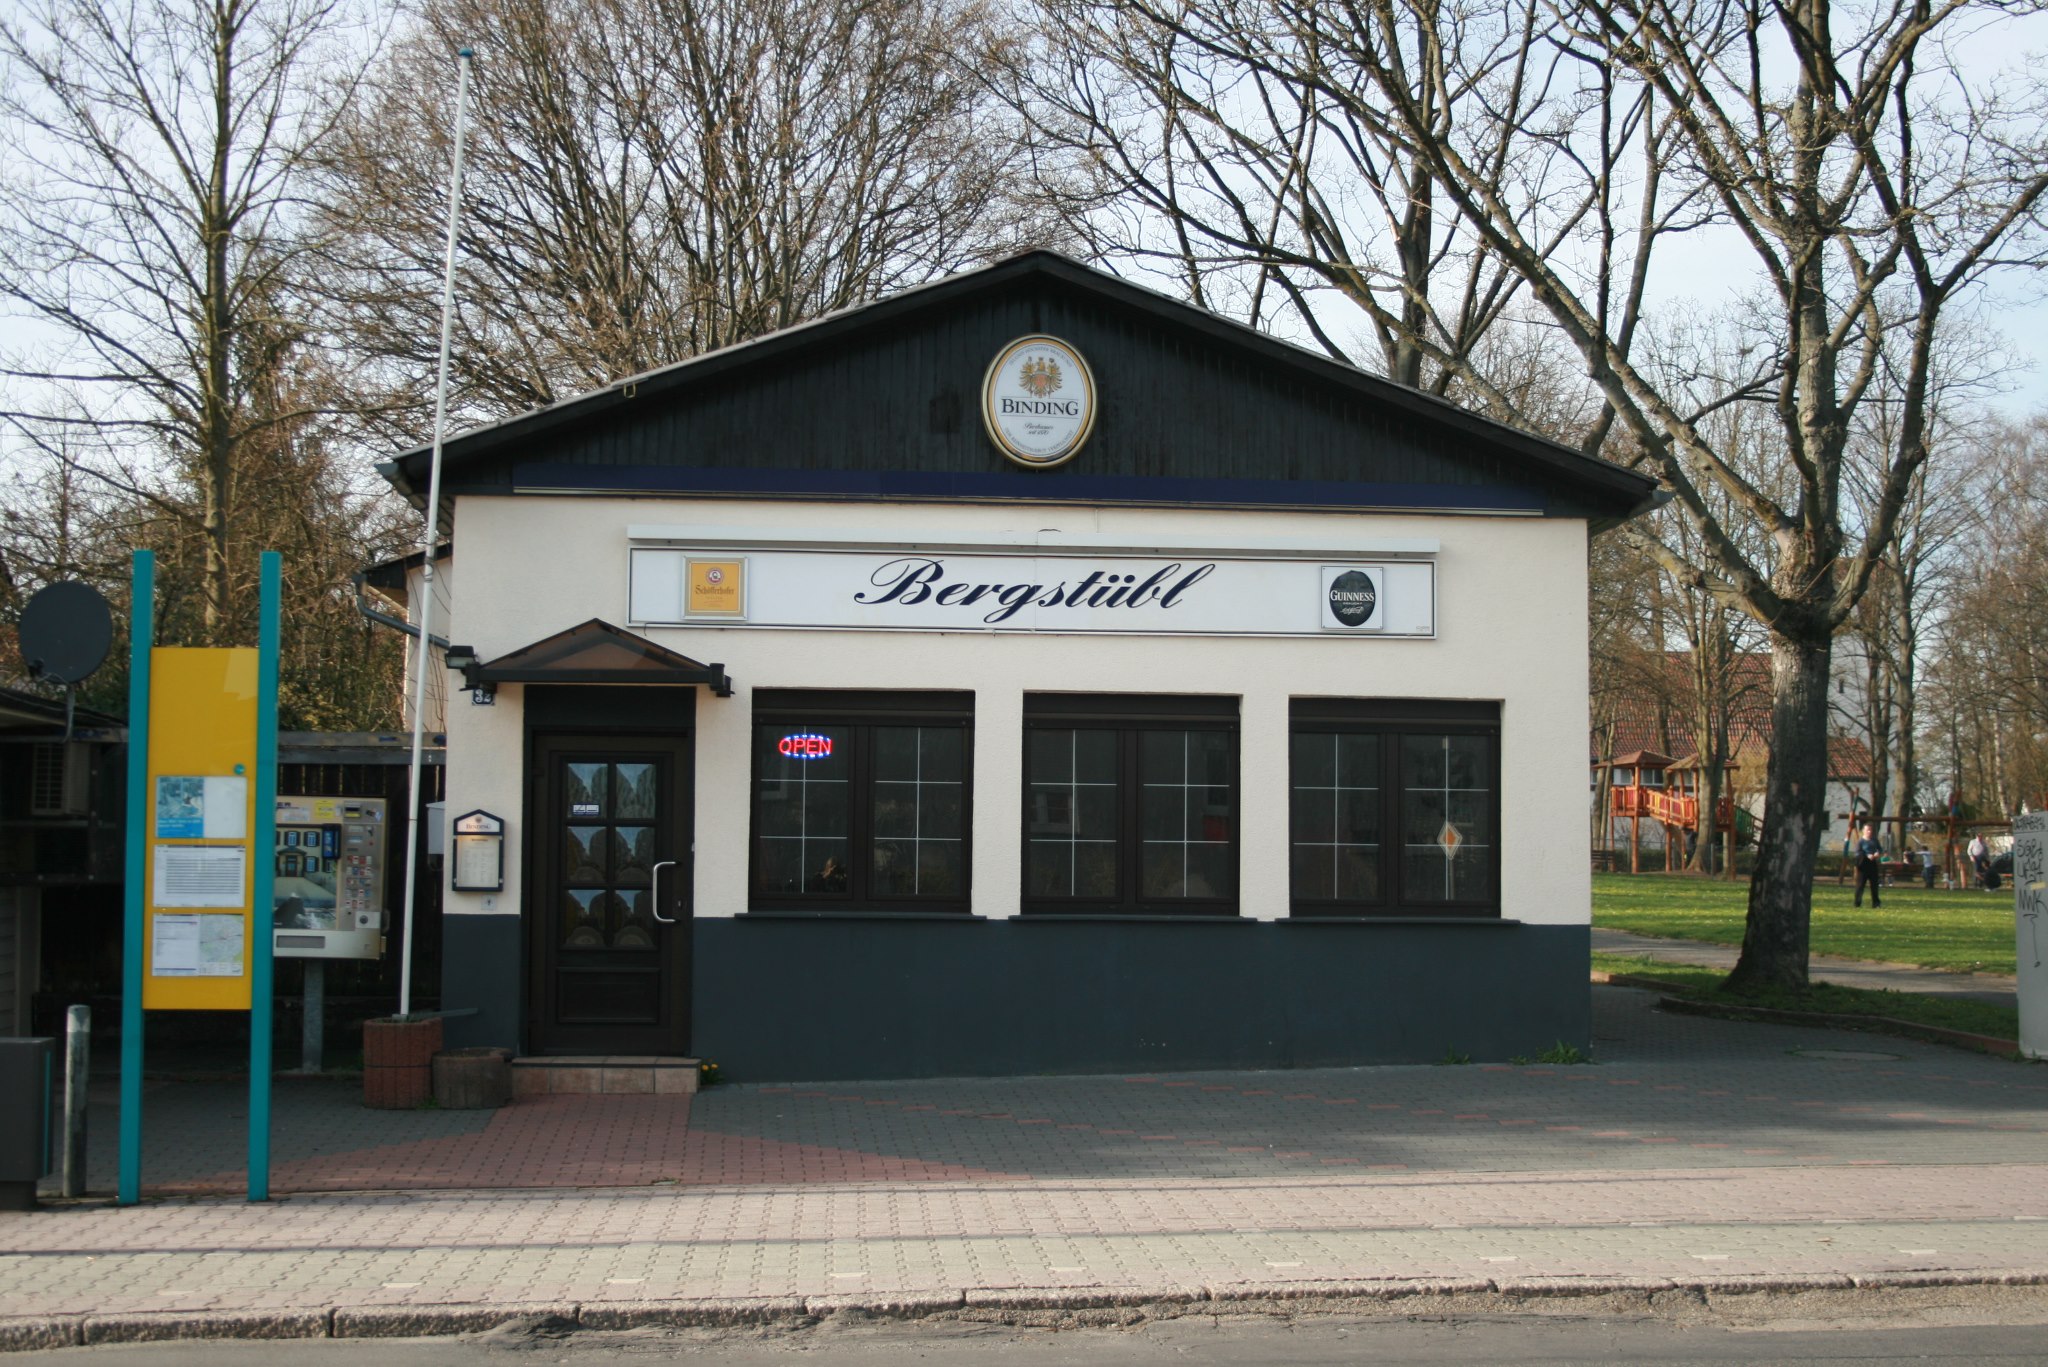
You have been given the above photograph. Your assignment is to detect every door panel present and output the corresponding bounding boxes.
[529,734,691,1055]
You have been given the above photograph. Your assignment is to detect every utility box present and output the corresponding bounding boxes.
[0,1036,57,1210]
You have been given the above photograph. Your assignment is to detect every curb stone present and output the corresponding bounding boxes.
[575,1297,808,1330]
[1690,1273,1857,1295]
[1495,1275,1676,1297]
[806,1291,964,1318]
[964,1286,1205,1311]
[1850,1268,2048,1289]
[7,1274,2048,1351]
[1206,1277,1493,1305]
[0,1319,79,1352]
[81,1310,331,1344]
[332,1303,578,1338]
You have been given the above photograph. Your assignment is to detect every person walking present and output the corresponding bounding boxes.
[1853,822,1885,909]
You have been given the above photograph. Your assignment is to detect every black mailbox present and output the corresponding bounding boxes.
[0,1036,57,1210]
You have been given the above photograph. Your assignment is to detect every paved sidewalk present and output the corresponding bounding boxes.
[4,987,2047,1344]
[1591,928,2020,1007]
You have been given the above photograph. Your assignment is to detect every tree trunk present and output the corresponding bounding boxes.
[1728,635,1833,991]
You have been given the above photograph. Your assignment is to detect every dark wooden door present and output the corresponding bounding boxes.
[529,734,691,1055]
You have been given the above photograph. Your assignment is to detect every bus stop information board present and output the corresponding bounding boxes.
[141,647,259,1010]
[120,549,281,1205]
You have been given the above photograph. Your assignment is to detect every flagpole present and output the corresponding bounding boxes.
[398,45,474,1021]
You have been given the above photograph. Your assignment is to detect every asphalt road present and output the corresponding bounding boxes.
[19,1306,2048,1365]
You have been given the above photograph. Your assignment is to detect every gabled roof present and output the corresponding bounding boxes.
[380,250,1659,527]
[460,620,731,696]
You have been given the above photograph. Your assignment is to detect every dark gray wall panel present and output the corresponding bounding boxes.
[691,919,1588,1081]
[442,914,522,1051]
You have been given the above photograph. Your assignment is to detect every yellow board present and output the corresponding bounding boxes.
[141,648,259,1010]
[686,558,746,617]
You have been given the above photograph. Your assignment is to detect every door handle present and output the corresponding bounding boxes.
[651,860,678,924]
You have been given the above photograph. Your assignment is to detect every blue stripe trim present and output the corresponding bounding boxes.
[501,464,1549,513]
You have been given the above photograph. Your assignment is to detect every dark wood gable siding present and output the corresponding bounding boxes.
[446,276,1594,516]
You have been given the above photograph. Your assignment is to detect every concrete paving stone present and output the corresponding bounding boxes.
[7,985,2048,1343]
[80,1309,330,1343]
[330,1302,578,1337]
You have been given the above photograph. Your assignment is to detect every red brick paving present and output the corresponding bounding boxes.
[151,1095,1025,1196]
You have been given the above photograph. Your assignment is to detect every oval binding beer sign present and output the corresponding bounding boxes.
[983,335,1097,468]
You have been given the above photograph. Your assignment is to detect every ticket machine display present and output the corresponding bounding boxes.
[272,795,387,960]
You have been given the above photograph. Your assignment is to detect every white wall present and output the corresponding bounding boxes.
[439,496,1592,928]
[395,559,454,735]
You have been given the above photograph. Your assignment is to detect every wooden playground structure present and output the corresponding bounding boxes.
[1598,750,1748,874]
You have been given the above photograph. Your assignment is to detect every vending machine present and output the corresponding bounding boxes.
[272,795,387,960]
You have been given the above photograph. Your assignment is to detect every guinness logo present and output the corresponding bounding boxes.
[1321,565,1385,631]
[983,335,1096,468]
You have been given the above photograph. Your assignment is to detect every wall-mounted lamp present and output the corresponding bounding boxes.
[443,643,493,699]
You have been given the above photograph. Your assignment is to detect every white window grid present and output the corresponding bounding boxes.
[1402,735,1492,900]
[757,739,848,890]
[1140,730,1232,899]
[1027,729,1117,896]
[1291,733,1379,897]
[872,728,963,896]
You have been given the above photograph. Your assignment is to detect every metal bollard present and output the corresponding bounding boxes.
[63,1004,89,1199]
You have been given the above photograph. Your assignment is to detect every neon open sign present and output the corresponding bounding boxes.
[778,733,834,760]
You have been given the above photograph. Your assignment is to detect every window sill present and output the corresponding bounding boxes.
[737,909,983,921]
[1015,913,1253,924]
[1283,915,1519,926]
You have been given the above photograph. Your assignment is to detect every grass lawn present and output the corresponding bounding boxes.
[1591,952,2021,1044]
[1592,872,2017,974]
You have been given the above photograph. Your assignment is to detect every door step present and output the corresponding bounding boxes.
[510,1056,700,1097]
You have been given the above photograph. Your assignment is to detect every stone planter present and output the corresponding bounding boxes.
[363,1016,442,1110]
[433,1047,512,1109]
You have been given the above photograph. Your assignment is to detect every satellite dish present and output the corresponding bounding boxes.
[18,581,114,685]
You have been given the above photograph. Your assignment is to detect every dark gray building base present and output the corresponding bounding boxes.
[692,917,1589,1082]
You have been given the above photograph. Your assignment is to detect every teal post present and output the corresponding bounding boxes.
[248,551,281,1201]
[118,551,154,1206]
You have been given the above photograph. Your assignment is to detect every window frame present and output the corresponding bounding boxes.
[748,690,974,915]
[1020,693,1241,918]
[1288,699,1502,919]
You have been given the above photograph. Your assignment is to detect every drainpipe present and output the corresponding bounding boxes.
[354,572,450,650]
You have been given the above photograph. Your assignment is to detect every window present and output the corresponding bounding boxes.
[750,691,972,912]
[1023,694,1238,915]
[1290,700,1500,916]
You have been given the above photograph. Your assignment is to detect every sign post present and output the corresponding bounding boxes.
[2016,812,2047,1060]
[117,550,281,1203]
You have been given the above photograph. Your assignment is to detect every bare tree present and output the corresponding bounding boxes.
[1011,0,2048,987]
[1928,411,2048,816]
[0,0,373,639]
[320,0,1044,427]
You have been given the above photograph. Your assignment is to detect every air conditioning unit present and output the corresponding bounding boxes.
[30,742,90,817]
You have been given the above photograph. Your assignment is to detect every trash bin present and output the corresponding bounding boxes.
[0,1037,57,1211]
